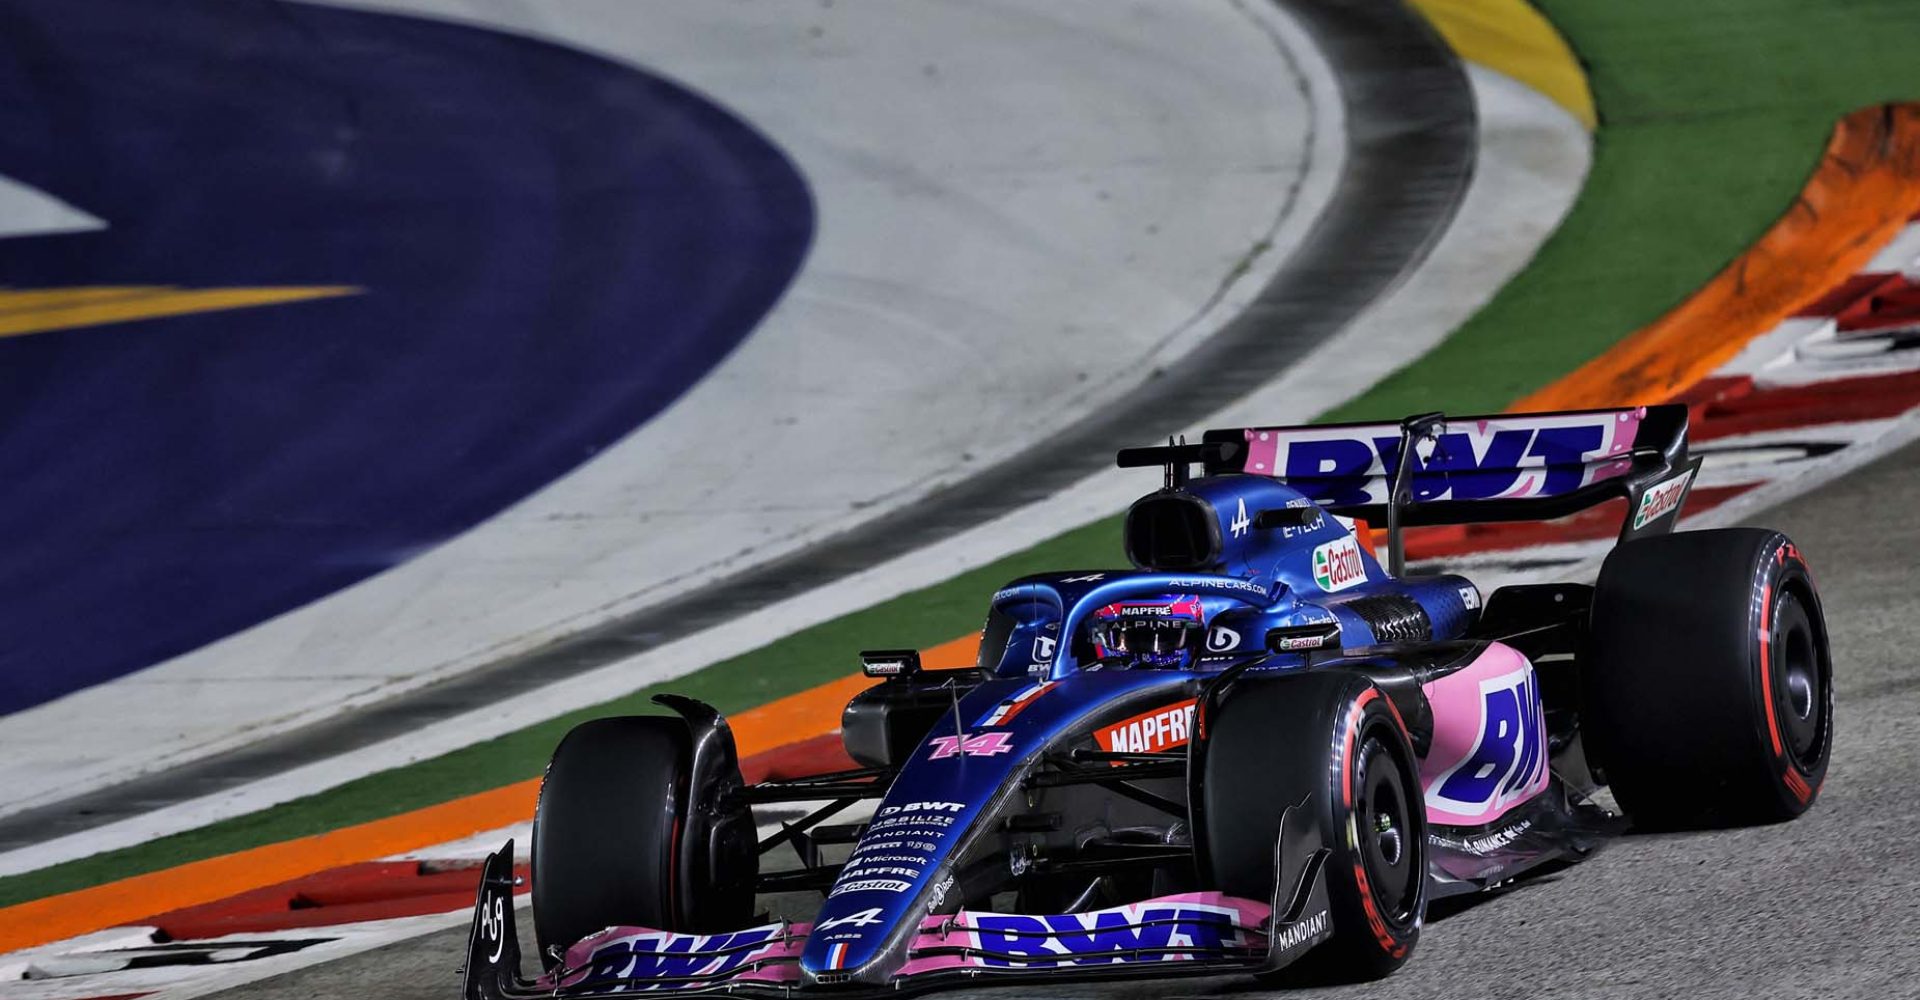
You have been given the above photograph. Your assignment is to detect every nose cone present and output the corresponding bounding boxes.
[798,776,987,980]
[800,677,1036,982]
[799,671,1194,982]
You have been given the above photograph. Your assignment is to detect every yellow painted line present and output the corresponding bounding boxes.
[0,285,361,339]
[1409,0,1596,130]
[0,634,982,953]
[0,287,168,314]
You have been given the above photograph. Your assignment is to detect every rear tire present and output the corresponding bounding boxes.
[532,715,755,968]
[1199,670,1425,981]
[1585,529,1832,829]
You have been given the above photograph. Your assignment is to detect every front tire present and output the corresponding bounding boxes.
[1198,670,1426,981]
[1584,528,1832,829]
[531,714,755,968]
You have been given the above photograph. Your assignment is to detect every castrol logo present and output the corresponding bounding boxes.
[1312,535,1367,592]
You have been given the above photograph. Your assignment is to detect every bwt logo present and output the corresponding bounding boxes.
[1278,423,1613,505]
[1428,668,1546,817]
[582,927,781,986]
[875,800,965,817]
[971,905,1242,967]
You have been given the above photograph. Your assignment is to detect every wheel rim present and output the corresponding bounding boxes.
[1355,734,1418,926]
[1772,591,1826,767]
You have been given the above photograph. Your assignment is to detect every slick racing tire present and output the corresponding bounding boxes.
[1197,670,1425,982]
[532,715,753,968]
[1585,528,1832,829]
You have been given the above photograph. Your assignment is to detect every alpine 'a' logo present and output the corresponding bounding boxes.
[1311,535,1367,592]
[1230,497,1251,538]
[816,907,884,931]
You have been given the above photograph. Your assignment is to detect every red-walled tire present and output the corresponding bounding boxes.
[532,717,688,968]
[1584,529,1832,829]
[527,711,774,970]
[1199,670,1426,981]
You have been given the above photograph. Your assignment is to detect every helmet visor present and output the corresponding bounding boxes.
[1094,616,1202,659]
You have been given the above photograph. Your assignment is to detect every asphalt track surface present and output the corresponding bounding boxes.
[213,436,1920,1000]
[0,0,1475,852]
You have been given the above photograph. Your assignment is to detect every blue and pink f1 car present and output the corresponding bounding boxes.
[460,406,1832,995]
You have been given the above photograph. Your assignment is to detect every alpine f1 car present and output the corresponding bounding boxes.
[461,405,1832,996]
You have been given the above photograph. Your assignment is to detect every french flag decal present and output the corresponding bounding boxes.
[827,942,851,970]
[976,681,1057,727]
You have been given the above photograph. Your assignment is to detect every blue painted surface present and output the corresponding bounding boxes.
[0,1,813,713]
[797,549,1477,979]
[802,666,1198,979]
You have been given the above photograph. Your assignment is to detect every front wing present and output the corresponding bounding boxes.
[461,839,1333,998]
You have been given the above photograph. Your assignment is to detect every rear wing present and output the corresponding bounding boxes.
[1122,406,1699,573]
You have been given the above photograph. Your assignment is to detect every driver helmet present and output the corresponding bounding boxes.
[1088,594,1206,670]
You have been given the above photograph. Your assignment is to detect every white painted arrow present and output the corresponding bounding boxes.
[0,173,105,239]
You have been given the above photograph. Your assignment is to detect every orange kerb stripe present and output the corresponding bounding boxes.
[1517,104,1920,411]
[918,633,982,670]
[0,780,538,951]
[0,634,980,952]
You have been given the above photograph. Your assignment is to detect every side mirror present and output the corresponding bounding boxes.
[860,648,921,679]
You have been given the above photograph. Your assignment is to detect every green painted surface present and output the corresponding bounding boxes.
[1328,0,1920,419]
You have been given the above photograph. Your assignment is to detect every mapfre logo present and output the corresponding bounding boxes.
[1096,699,1196,753]
[1311,535,1367,592]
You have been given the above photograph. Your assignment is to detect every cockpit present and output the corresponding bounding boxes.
[977,575,1306,678]
[1085,595,1209,671]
